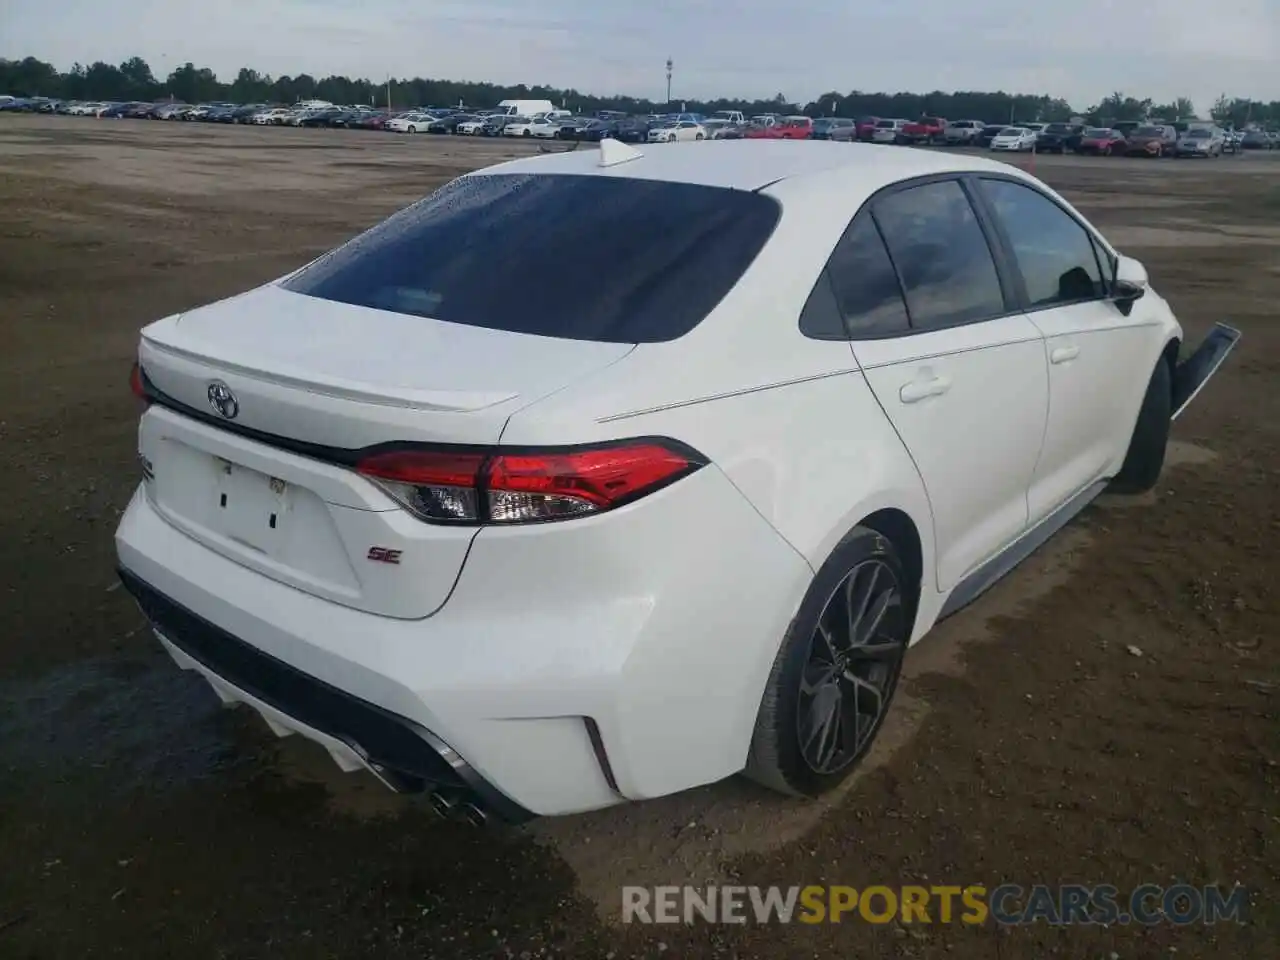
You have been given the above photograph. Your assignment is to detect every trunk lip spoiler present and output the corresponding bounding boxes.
[1171,322,1241,421]
[139,336,519,413]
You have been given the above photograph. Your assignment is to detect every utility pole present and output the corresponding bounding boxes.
[386,74,391,112]
[665,58,673,105]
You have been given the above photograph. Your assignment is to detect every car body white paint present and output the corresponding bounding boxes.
[117,140,1190,817]
[990,127,1039,151]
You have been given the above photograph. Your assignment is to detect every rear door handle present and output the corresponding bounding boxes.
[899,375,952,404]
[1050,345,1080,364]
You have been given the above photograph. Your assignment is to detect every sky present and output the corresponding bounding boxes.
[3,0,1278,113]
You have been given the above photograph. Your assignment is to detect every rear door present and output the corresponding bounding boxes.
[841,178,1049,592]
[973,176,1161,522]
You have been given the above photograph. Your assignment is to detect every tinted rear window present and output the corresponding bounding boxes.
[282,174,780,343]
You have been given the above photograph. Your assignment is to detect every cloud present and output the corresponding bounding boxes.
[3,0,1276,113]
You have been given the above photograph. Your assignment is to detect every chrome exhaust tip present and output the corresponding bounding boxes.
[458,802,489,827]
[428,791,457,818]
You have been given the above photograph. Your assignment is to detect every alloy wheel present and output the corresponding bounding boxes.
[796,558,905,775]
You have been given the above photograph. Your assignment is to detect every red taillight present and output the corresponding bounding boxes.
[355,440,703,525]
[129,362,150,403]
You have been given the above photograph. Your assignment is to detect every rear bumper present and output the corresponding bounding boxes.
[115,462,812,817]
[119,567,533,823]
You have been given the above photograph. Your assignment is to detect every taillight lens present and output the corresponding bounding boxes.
[356,440,704,525]
[355,449,486,523]
[130,362,151,404]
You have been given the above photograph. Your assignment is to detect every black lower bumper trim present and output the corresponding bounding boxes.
[117,567,534,824]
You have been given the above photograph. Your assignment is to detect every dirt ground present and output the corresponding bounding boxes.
[0,115,1276,959]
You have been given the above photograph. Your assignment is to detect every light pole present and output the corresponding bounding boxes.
[665,58,673,105]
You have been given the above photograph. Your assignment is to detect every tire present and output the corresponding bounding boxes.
[522,129,531,137]
[745,526,911,797]
[407,126,417,134]
[1109,356,1173,494]
[695,133,705,140]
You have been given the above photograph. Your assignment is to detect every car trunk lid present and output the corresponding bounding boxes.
[136,283,634,618]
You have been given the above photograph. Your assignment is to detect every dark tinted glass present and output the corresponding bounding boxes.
[825,213,909,336]
[797,270,846,339]
[980,179,1105,307]
[282,174,780,343]
[872,180,1006,329]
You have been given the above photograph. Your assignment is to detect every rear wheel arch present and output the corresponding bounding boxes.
[859,508,923,636]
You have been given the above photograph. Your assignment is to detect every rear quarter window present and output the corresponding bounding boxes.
[283,173,781,344]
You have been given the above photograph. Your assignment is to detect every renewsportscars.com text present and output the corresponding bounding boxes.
[622,884,1249,926]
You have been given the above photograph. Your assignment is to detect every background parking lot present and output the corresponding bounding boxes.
[0,115,1277,958]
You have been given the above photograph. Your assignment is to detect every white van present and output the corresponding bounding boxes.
[495,99,556,117]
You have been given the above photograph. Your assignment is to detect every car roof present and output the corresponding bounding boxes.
[477,140,1021,193]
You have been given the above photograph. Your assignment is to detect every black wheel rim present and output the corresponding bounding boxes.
[797,559,905,775]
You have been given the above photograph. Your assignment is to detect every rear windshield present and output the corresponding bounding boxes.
[281,173,781,343]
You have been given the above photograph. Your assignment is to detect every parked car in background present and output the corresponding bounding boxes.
[852,117,880,141]
[250,107,288,125]
[1124,124,1177,157]
[297,107,343,128]
[455,115,490,135]
[871,118,909,143]
[612,118,650,143]
[421,113,465,133]
[989,126,1038,151]
[701,119,743,140]
[770,116,813,139]
[1111,121,1141,139]
[899,116,947,145]
[387,112,434,134]
[553,117,592,139]
[942,120,983,146]
[1241,130,1274,150]
[522,115,569,139]
[709,110,746,124]
[811,117,854,141]
[1035,122,1085,153]
[1176,127,1224,157]
[571,118,616,141]
[976,124,1006,148]
[351,111,390,131]
[648,120,706,142]
[1077,127,1127,155]
[503,116,538,137]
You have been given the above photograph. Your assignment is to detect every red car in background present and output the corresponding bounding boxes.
[744,115,813,139]
[899,116,948,144]
[1077,126,1127,155]
[854,116,880,141]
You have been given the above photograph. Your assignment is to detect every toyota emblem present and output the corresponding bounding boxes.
[207,380,239,420]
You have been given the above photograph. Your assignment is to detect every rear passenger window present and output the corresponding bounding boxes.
[979,178,1106,307]
[872,180,1006,330]
[824,213,910,336]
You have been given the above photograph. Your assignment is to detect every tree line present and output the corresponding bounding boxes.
[2,55,1277,129]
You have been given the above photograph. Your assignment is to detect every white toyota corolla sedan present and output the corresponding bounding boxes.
[116,139,1239,824]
